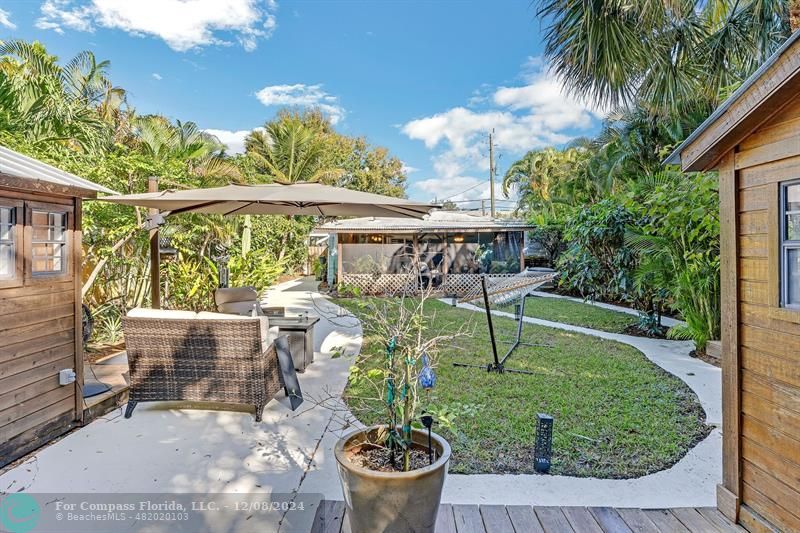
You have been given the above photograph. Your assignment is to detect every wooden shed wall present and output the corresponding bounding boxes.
[724,97,800,532]
[0,188,81,467]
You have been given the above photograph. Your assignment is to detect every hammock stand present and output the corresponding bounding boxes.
[453,271,559,375]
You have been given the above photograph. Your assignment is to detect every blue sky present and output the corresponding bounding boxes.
[0,0,604,207]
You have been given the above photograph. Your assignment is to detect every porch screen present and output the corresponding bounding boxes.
[419,233,445,273]
[447,231,522,274]
[341,242,415,274]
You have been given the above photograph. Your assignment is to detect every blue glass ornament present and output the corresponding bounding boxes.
[418,353,436,390]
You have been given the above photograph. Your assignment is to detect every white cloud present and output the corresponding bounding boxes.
[0,8,17,30]
[402,60,603,205]
[204,128,261,154]
[255,83,345,124]
[151,72,162,80]
[400,163,419,174]
[36,0,278,52]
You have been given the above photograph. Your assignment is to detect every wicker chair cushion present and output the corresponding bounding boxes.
[196,311,272,351]
[127,308,198,319]
[215,287,258,305]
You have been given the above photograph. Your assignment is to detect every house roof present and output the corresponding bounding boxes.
[317,210,534,233]
[665,30,800,171]
[0,145,117,197]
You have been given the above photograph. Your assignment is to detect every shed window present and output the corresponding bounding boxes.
[31,210,67,274]
[0,206,15,279]
[781,182,800,307]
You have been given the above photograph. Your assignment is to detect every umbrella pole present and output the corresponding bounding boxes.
[148,176,161,309]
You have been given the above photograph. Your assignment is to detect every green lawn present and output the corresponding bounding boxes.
[337,298,709,479]
[497,295,638,334]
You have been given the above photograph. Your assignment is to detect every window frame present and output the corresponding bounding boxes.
[780,180,800,309]
[0,198,24,289]
[24,200,73,283]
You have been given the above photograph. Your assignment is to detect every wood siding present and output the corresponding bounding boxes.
[0,189,80,467]
[729,99,800,532]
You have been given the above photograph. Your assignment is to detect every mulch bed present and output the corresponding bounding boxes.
[690,349,721,368]
[349,446,433,472]
[84,342,126,363]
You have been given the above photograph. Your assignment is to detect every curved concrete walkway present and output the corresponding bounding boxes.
[0,279,722,528]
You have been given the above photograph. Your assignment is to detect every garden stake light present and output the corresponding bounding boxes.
[421,414,434,464]
[534,413,554,473]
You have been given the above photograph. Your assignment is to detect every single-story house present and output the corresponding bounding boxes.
[0,145,114,468]
[667,31,800,532]
[317,211,533,296]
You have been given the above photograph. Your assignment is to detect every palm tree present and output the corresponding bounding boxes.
[245,116,344,183]
[502,144,597,217]
[536,0,791,116]
[133,115,240,183]
[0,40,122,153]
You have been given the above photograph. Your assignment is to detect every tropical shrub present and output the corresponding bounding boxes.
[164,255,219,312]
[557,200,637,302]
[527,223,566,266]
[626,172,721,350]
[228,249,284,290]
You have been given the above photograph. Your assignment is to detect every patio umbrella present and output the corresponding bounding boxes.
[100,182,438,218]
[98,181,440,309]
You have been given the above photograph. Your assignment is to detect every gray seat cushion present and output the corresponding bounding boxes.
[215,287,259,305]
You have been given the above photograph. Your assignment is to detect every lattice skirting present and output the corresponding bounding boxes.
[340,273,520,296]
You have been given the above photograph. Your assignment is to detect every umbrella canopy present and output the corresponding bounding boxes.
[100,182,438,218]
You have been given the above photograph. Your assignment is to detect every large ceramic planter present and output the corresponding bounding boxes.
[335,425,451,533]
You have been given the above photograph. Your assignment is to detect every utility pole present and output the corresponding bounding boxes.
[489,129,496,218]
[481,199,486,216]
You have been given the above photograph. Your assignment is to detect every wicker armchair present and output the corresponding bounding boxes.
[122,309,286,422]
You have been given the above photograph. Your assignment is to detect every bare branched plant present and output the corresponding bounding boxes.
[345,284,470,471]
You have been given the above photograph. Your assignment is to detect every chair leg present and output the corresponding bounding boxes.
[254,403,264,422]
[124,401,138,419]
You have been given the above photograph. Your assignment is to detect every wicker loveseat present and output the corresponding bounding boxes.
[122,309,286,422]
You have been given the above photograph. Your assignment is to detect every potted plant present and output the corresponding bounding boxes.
[335,292,462,533]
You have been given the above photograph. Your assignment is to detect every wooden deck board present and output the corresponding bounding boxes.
[310,503,742,533]
[643,509,692,533]
[563,506,604,533]
[452,505,485,533]
[670,508,722,533]
[506,505,545,533]
[696,508,748,533]
[478,505,514,533]
[311,500,345,533]
[534,506,575,532]
[589,507,634,533]
[435,504,458,533]
[615,508,661,533]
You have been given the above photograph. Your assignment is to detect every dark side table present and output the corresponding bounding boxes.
[270,316,319,372]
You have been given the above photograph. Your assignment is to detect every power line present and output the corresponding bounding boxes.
[445,198,515,204]
[440,178,490,201]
